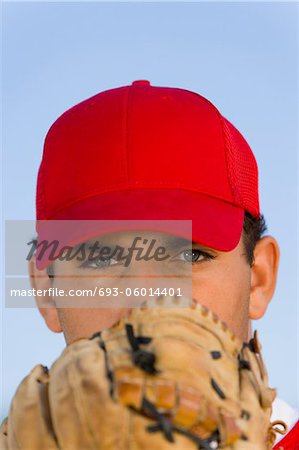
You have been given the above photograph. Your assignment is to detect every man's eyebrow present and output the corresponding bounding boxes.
[166,237,218,253]
[72,239,111,251]
[191,240,219,254]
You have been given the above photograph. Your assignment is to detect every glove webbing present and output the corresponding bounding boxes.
[95,323,227,449]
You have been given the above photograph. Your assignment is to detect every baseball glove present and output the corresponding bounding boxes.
[0,296,287,450]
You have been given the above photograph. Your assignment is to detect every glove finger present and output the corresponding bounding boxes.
[49,337,130,450]
[6,364,59,450]
[235,334,277,449]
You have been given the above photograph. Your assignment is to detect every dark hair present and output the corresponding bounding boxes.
[242,211,267,267]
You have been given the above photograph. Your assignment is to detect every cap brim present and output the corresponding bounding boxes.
[35,189,244,270]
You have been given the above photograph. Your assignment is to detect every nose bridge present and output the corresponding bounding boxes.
[125,257,167,290]
[118,257,166,306]
[124,255,190,297]
[115,234,192,298]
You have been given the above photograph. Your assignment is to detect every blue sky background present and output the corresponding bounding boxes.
[1,2,298,419]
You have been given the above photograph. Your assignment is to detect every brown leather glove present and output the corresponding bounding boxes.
[0,296,285,449]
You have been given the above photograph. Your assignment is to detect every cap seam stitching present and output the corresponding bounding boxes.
[123,86,130,184]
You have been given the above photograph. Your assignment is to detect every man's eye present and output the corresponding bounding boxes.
[177,249,215,264]
[80,257,119,269]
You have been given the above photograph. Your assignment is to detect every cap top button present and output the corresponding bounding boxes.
[132,80,150,86]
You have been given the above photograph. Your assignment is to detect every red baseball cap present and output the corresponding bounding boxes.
[35,80,259,269]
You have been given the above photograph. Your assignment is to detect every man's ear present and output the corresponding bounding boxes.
[249,235,280,320]
[28,257,62,333]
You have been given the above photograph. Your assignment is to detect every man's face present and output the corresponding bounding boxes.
[45,230,252,344]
